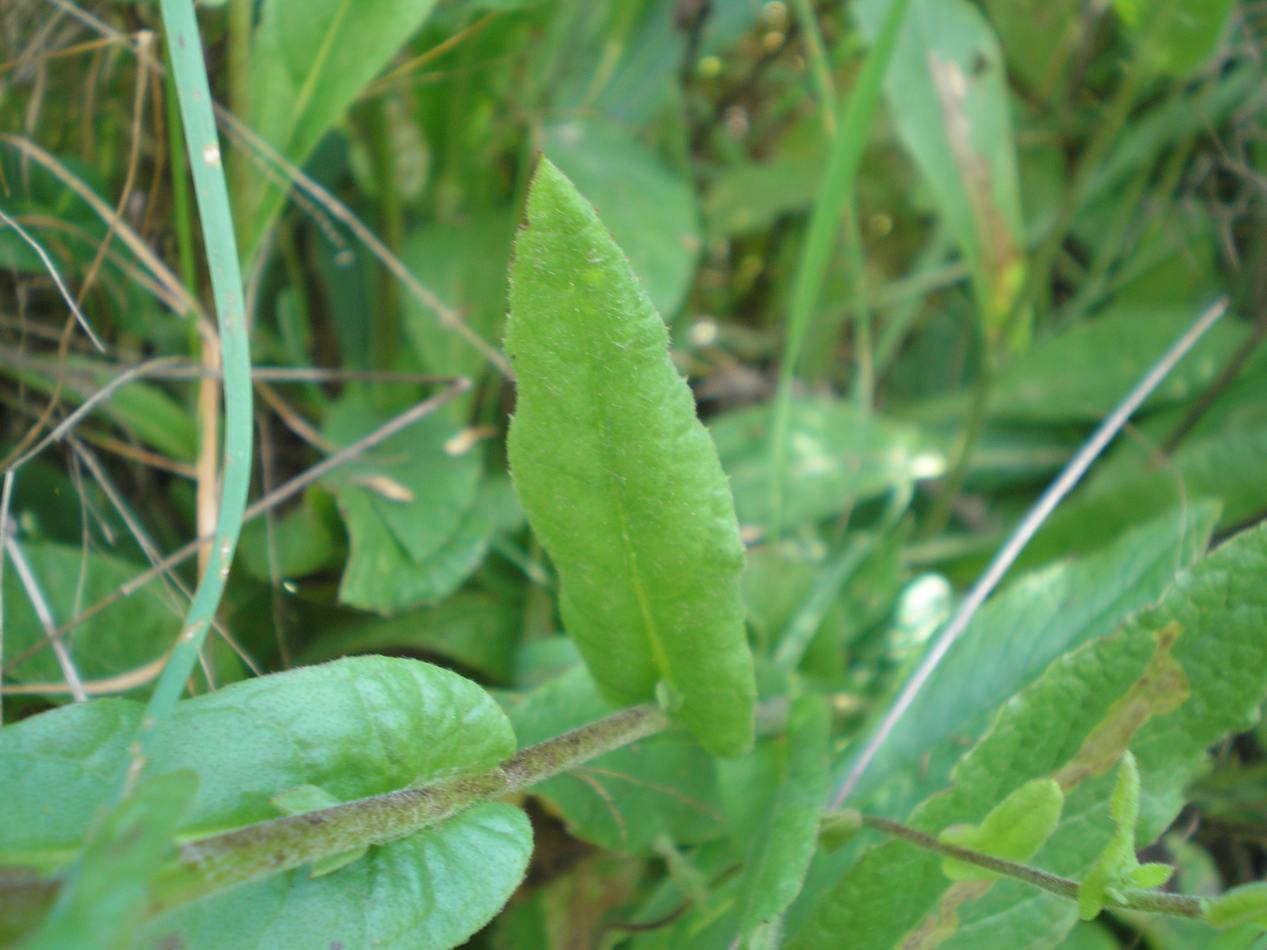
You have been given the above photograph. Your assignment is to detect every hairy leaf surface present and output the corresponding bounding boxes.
[506,665,725,853]
[138,803,530,950]
[0,657,515,870]
[794,520,1267,948]
[505,158,756,756]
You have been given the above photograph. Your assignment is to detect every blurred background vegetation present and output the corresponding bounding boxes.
[1,1,1265,945]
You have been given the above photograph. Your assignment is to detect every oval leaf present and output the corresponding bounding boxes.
[505,158,756,756]
[939,778,1063,882]
[138,803,531,950]
[0,657,516,870]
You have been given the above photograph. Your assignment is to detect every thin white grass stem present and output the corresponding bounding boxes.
[0,209,106,351]
[3,532,88,702]
[3,357,184,471]
[832,298,1229,808]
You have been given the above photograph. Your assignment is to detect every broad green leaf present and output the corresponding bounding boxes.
[1208,883,1267,931]
[1113,0,1237,77]
[20,771,197,950]
[939,778,1063,882]
[401,213,512,387]
[713,398,943,534]
[336,490,493,613]
[505,158,756,756]
[844,504,1218,817]
[543,119,699,318]
[138,802,531,950]
[951,421,1267,577]
[237,489,340,581]
[984,307,1249,423]
[239,0,440,259]
[730,693,831,939]
[506,666,725,854]
[322,392,491,613]
[792,519,1267,948]
[300,592,521,683]
[324,392,481,564]
[854,0,1025,340]
[2,542,186,695]
[0,657,515,872]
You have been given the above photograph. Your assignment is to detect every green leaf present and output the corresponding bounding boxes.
[138,803,531,950]
[239,0,440,259]
[818,811,864,853]
[1128,863,1175,890]
[299,592,521,683]
[1207,883,1267,931]
[939,778,1063,882]
[401,213,512,387]
[0,657,515,872]
[4,356,197,462]
[713,398,943,534]
[1078,753,1142,920]
[336,492,493,613]
[1,542,193,696]
[845,504,1218,817]
[1112,0,1237,77]
[505,158,756,756]
[705,121,823,237]
[543,119,699,318]
[731,693,832,938]
[322,392,492,613]
[793,519,1267,948]
[20,771,197,950]
[984,307,1249,423]
[505,666,725,854]
[854,0,1025,340]
[237,490,339,581]
[324,392,481,564]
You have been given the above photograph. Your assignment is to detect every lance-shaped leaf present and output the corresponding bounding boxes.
[239,0,440,260]
[505,159,756,756]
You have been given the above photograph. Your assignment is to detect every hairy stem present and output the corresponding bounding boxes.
[149,704,670,913]
[862,815,1206,920]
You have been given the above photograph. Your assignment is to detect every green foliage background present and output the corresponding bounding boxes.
[1,0,1266,947]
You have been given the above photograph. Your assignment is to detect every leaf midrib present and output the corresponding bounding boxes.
[579,319,675,687]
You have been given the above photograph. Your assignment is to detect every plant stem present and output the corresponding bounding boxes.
[149,704,670,913]
[861,815,1206,920]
